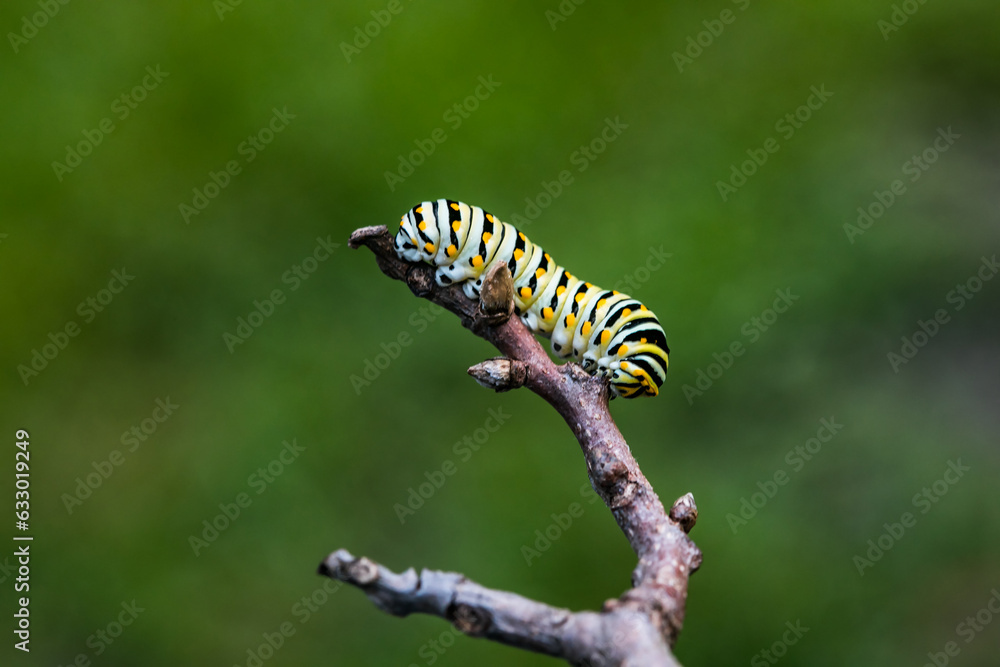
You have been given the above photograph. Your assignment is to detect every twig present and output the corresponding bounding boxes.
[319,549,680,667]
[319,225,702,666]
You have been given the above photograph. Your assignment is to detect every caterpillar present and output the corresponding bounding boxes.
[393,199,669,398]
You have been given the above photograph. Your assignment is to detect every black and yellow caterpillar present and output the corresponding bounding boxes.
[394,199,669,398]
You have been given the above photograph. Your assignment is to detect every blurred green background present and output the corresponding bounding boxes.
[2,1,998,665]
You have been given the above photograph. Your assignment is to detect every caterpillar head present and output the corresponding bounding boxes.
[394,202,441,263]
[610,353,667,399]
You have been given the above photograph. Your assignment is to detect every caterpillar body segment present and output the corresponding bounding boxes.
[394,199,669,398]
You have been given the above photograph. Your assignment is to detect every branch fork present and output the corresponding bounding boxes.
[325,225,702,666]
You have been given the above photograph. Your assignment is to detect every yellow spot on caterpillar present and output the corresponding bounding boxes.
[483,232,492,242]
[565,273,573,279]
[575,293,584,303]
[410,237,417,245]
[418,221,427,231]
[585,282,592,288]
[535,267,545,278]
[565,312,576,327]
[544,253,551,262]
[582,321,592,336]
[542,307,553,319]
[424,242,436,253]
[601,330,611,345]
[641,337,647,344]
[450,202,460,210]
[513,248,524,261]
[452,220,461,232]
[619,344,629,355]
[518,232,526,241]
[472,255,484,267]
[416,207,423,214]
[556,285,566,296]
[623,308,632,317]
[520,286,532,298]
[446,244,457,257]
[487,213,495,223]
[612,290,620,295]
[640,304,647,311]
[597,299,606,309]
[621,361,629,370]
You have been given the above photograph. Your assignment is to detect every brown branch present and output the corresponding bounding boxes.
[319,549,681,667]
[320,225,703,666]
